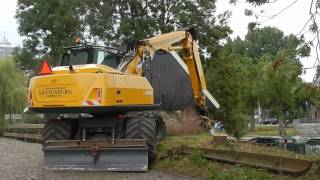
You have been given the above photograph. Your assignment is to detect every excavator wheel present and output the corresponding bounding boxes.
[125,112,157,161]
[42,119,74,142]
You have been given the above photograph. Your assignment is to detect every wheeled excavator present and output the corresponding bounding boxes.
[25,27,219,171]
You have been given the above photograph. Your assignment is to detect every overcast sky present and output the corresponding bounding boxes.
[216,0,317,82]
[0,0,317,82]
[0,0,19,46]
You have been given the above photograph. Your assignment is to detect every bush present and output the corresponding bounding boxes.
[206,50,248,139]
[189,151,208,167]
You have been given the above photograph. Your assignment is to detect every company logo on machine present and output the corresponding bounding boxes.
[82,100,101,106]
[38,87,72,97]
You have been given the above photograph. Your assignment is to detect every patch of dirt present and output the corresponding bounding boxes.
[161,107,204,134]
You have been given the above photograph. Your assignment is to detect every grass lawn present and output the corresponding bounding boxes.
[247,125,297,136]
[153,132,320,180]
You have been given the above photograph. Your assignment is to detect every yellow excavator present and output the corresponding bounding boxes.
[25,27,219,171]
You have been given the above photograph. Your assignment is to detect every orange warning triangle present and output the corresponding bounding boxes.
[39,60,52,75]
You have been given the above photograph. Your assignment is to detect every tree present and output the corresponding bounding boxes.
[17,0,85,56]
[261,52,299,135]
[291,81,320,119]
[244,27,310,135]
[240,57,266,131]
[238,26,310,63]
[12,47,41,73]
[86,0,231,57]
[16,0,231,61]
[0,58,27,125]
[206,49,247,138]
[207,26,312,135]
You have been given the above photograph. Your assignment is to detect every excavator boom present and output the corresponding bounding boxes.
[118,27,219,111]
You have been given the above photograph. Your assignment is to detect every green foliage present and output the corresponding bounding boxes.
[244,27,309,59]
[17,0,231,60]
[12,47,41,72]
[206,26,315,137]
[263,55,300,118]
[206,50,247,138]
[85,0,231,57]
[0,58,27,119]
[294,82,320,114]
[17,0,84,57]
[239,27,312,117]
[189,151,208,167]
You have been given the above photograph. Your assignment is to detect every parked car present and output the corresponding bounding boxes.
[261,118,278,125]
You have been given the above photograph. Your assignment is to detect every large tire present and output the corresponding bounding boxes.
[42,119,74,142]
[125,112,157,161]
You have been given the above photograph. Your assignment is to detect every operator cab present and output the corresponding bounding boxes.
[59,45,125,69]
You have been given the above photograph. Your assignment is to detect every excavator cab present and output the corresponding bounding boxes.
[59,45,125,68]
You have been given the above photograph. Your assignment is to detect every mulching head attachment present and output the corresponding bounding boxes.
[43,139,148,171]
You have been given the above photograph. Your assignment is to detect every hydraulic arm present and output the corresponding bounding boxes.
[118,27,219,112]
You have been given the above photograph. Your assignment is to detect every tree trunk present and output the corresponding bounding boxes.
[278,118,283,136]
[278,117,286,137]
[249,115,255,132]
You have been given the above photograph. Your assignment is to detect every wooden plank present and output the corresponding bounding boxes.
[6,123,44,130]
[3,133,42,141]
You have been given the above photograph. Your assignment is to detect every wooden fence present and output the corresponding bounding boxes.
[3,123,44,142]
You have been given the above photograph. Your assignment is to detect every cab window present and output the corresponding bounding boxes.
[61,49,89,66]
[94,50,119,68]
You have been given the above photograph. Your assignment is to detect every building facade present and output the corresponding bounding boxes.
[0,36,13,58]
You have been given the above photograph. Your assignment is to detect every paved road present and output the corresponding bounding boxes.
[0,138,192,180]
